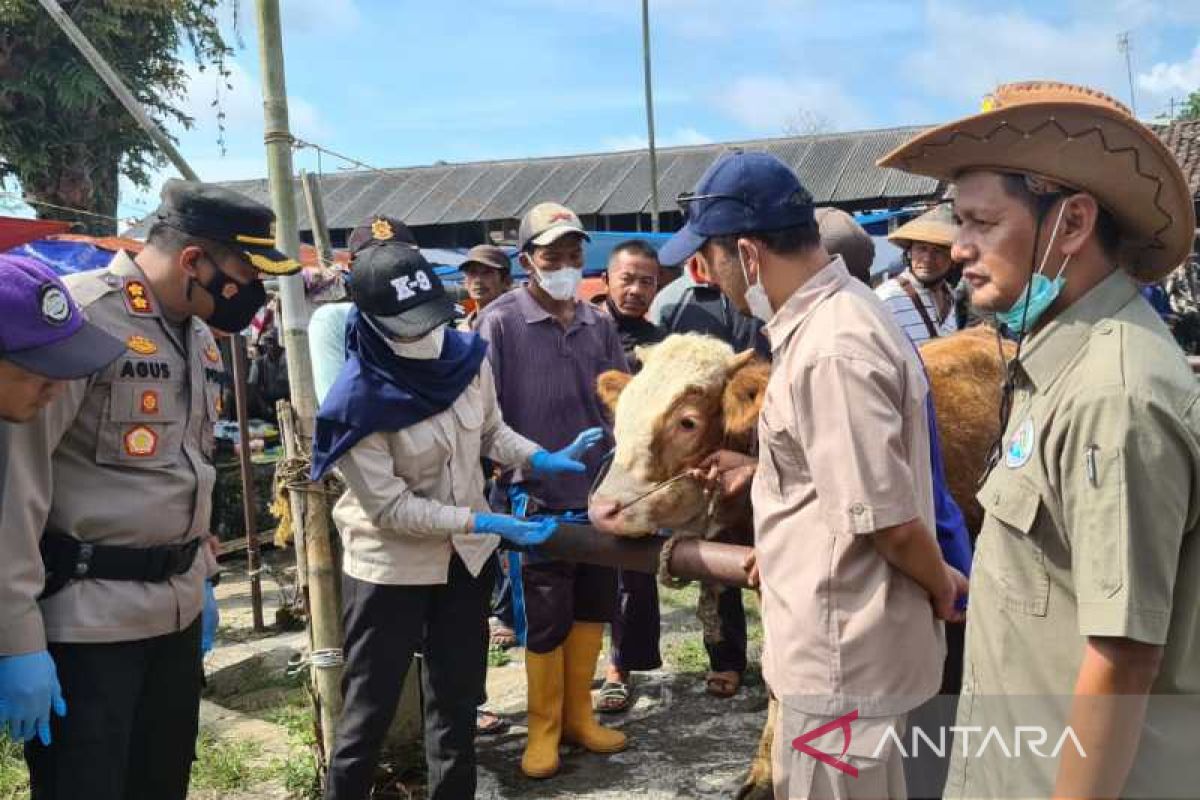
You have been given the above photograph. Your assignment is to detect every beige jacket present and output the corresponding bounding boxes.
[332,364,541,585]
[0,252,220,653]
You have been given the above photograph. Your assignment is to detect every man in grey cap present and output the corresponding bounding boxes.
[477,201,629,778]
[0,178,298,800]
[457,244,512,331]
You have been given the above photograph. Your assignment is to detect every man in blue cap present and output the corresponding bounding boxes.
[666,151,967,798]
[0,254,126,423]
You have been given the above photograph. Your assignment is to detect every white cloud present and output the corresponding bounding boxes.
[904,0,1134,111]
[600,126,714,152]
[1138,40,1200,96]
[716,76,866,133]
[173,59,327,144]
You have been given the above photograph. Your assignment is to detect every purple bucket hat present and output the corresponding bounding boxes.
[0,254,126,379]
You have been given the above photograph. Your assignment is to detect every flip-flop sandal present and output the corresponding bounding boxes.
[595,680,632,713]
[705,671,741,699]
[476,710,509,735]
[489,621,517,649]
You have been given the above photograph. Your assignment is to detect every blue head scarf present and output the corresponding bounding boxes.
[311,307,487,480]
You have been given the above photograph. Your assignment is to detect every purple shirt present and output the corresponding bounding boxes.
[477,286,629,510]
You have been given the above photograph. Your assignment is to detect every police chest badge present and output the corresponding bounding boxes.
[123,425,158,457]
[1004,417,1036,469]
[126,335,158,356]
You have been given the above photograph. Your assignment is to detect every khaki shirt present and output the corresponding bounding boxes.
[332,364,541,585]
[0,252,220,653]
[946,270,1200,798]
[752,257,944,718]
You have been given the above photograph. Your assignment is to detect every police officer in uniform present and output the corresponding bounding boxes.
[882,82,1200,798]
[0,179,300,800]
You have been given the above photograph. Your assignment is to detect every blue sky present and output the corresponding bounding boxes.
[12,0,1200,224]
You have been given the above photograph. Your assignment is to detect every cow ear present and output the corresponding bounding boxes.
[633,343,658,366]
[596,370,633,414]
[722,357,769,450]
[725,348,757,375]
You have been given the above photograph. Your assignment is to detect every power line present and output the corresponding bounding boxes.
[0,191,126,224]
[291,137,395,179]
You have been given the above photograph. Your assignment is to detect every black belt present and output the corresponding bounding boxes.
[39,532,201,599]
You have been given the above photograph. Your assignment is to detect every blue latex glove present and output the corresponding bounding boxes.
[473,513,558,547]
[201,580,219,656]
[529,427,605,475]
[0,651,67,745]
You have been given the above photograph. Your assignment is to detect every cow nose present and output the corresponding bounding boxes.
[589,497,622,533]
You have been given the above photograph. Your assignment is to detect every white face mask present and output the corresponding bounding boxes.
[384,323,446,360]
[737,247,774,323]
[536,267,583,302]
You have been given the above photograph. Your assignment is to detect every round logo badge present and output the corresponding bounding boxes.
[1004,417,1036,469]
[39,285,72,326]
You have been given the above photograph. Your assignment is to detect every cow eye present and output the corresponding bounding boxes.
[679,417,698,431]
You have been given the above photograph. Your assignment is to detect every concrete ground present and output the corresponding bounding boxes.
[202,549,769,799]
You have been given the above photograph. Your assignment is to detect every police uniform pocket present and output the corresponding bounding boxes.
[96,382,184,467]
[977,475,1049,616]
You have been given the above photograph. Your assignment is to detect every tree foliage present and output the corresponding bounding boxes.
[0,0,233,234]
[1179,89,1200,121]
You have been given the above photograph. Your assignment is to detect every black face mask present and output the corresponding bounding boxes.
[194,258,266,334]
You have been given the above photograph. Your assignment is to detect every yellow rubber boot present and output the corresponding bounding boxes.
[561,622,628,753]
[521,647,564,778]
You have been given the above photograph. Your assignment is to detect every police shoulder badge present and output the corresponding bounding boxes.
[123,425,158,457]
[123,280,154,315]
[126,335,158,356]
[203,341,222,365]
[371,218,394,241]
[1004,417,1036,469]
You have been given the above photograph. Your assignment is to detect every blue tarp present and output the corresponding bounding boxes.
[6,239,116,275]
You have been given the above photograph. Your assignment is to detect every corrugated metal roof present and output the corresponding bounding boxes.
[407,165,490,226]
[518,158,601,217]
[565,154,640,214]
[126,125,956,238]
[795,136,857,203]
[479,162,559,220]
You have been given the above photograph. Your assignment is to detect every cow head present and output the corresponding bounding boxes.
[589,333,769,537]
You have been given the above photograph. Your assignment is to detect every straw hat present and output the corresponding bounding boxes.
[878,81,1196,281]
[887,203,958,250]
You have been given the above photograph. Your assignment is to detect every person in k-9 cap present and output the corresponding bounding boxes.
[476,202,631,779]
[0,254,125,423]
[653,150,965,799]
[308,215,420,403]
[310,242,601,800]
[0,178,298,800]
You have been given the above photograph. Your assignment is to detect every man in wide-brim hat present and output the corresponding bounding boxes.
[879,81,1200,799]
[875,202,962,343]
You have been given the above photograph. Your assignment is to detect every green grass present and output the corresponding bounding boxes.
[264,691,321,799]
[191,730,262,792]
[486,645,511,668]
[0,735,28,800]
[664,636,710,673]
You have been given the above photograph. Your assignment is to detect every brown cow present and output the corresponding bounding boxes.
[590,326,1011,799]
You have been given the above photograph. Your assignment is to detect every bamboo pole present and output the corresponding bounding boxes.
[300,171,334,266]
[231,336,265,631]
[254,0,343,764]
